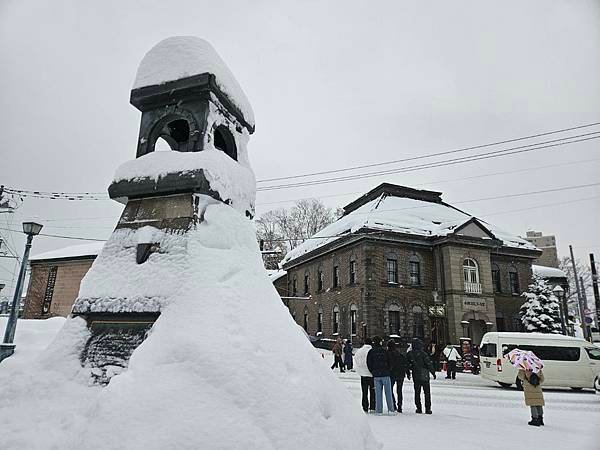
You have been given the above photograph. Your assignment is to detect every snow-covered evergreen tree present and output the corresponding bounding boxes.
[519,274,562,334]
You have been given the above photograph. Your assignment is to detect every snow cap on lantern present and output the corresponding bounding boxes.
[109,36,256,217]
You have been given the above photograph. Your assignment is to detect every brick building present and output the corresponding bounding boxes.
[281,183,541,345]
[23,243,105,319]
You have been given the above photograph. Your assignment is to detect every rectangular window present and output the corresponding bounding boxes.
[303,312,308,331]
[509,272,519,294]
[388,311,400,335]
[318,270,323,291]
[413,313,424,338]
[387,259,398,284]
[333,265,339,288]
[503,345,580,362]
[303,274,309,295]
[350,310,357,335]
[317,312,323,333]
[492,269,501,293]
[409,261,421,286]
[349,260,356,285]
[333,311,339,334]
[480,343,497,358]
[292,277,297,296]
[42,266,58,314]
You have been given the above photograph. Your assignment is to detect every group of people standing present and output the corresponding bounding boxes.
[330,338,354,373]
[354,336,436,415]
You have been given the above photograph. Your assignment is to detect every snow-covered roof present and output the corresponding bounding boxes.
[267,269,287,283]
[30,242,105,262]
[532,264,567,279]
[133,36,254,128]
[282,185,537,265]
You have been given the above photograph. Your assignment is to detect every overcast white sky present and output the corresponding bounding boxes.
[1,0,599,297]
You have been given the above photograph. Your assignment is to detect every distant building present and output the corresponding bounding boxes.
[525,230,559,268]
[281,183,542,345]
[23,243,104,319]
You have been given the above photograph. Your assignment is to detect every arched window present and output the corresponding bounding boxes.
[292,276,297,297]
[412,305,424,339]
[213,125,237,160]
[463,258,481,293]
[491,263,501,293]
[317,268,324,291]
[387,303,401,336]
[303,307,309,332]
[509,266,520,295]
[332,305,340,334]
[303,271,310,295]
[317,307,323,333]
[317,307,323,334]
[350,304,358,336]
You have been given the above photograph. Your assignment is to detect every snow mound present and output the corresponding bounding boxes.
[133,36,254,128]
[0,203,379,449]
[532,264,566,279]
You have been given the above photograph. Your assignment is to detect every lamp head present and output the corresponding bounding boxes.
[22,221,43,236]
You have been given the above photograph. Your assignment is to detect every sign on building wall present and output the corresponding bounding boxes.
[462,298,487,311]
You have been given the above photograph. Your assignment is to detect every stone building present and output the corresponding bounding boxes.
[281,183,541,345]
[23,242,104,319]
[524,230,559,268]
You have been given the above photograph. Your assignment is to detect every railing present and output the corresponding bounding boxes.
[464,282,482,294]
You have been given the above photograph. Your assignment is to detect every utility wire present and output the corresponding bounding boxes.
[256,133,600,191]
[256,121,600,183]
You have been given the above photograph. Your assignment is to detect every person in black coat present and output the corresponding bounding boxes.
[343,340,354,371]
[387,340,411,413]
[366,336,395,414]
[407,338,436,414]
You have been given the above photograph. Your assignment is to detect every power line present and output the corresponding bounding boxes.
[256,133,600,191]
[256,121,600,183]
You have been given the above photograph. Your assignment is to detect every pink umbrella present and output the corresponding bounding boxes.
[504,348,544,373]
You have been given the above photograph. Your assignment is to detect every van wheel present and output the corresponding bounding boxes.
[515,377,523,391]
[498,382,512,388]
[594,376,600,393]
[570,387,583,391]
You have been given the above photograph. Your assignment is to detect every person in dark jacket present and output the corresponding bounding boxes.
[407,338,436,414]
[366,336,395,415]
[343,340,354,371]
[387,340,411,413]
[331,338,345,373]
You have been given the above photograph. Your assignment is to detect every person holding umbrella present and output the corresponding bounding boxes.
[505,349,546,427]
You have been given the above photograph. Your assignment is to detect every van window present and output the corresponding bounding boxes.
[503,344,580,361]
[586,347,600,360]
[480,343,497,358]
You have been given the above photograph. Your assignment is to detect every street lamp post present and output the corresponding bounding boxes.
[552,285,567,336]
[0,221,43,362]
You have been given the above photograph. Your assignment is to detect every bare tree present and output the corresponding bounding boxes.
[558,256,593,316]
[255,199,338,268]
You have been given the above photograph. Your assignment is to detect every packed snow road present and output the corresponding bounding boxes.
[329,362,599,449]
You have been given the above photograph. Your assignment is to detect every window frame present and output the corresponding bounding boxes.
[463,258,480,285]
[317,268,324,292]
[332,306,340,334]
[303,272,310,295]
[387,258,398,284]
[349,260,356,285]
[509,267,520,295]
[491,264,501,293]
[409,260,421,286]
[333,265,340,288]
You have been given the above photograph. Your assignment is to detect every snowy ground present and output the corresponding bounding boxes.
[2,320,598,449]
[316,351,600,450]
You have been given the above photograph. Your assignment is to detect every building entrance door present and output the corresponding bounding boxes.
[468,319,487,345]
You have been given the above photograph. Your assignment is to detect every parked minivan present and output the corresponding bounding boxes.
[479,332,600,391]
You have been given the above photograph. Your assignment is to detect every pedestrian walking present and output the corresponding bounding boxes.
[343,340,354,371]
[367,335,396,415]
[517,369,545,426]
[354,338,375,413]
[387,340,411,413]
[443,343,460,379]
[331,338,345,373]
[407,338,436,414]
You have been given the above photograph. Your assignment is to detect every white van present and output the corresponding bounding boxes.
[479,332,600,391]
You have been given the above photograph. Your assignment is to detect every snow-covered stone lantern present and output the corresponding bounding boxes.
[71,36,257,383]
[2,37,378,449]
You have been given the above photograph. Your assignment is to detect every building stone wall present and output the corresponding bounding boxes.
[24,259,94,319]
